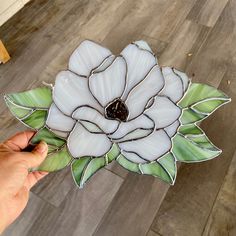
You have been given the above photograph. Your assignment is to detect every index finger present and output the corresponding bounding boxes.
[4,131,35,151]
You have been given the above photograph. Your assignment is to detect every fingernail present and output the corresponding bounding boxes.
[35,141,47,154]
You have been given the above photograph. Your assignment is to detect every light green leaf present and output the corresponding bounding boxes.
[179,83,230,124]
[106,144,120,163]
[71,157,91,187]
[158,153,176,183]
[72,157,106,188]
[34,146,72,172]
[172,134,221,163]
[178,124,203,136]
[187,135,219,151]
[140,161,173,184]
[116,154,141,173]
[22,110,47,129]
[5,87,52,109]
[179,83,230,108]
[30,127,65,148]
[5,96,33,119]
[180,108,206,125]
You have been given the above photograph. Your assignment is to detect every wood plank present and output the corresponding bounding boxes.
[187,0,229,27]
[159,20,210,70]
[2,193,55,236]
[94,173,170,236]
[26,169,123,236]
[151,68,236,236]
[146,230,161,236]
[32,168,74,207]
[143,0,197,42]
[202,149,236,236]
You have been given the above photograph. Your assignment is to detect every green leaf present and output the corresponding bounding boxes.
[116,154,141,174]
[72,157,106,188]
[34,146,72,172]
[179,83,230,125]
[140,161,173,184]
[178,124,203,136]
[30,127,65,148]
[180,108,206,125]
[5,87,52,109]
[158,153,177,183]
[4,96,33,119]
[187,135,219,151]
[106,144,120,163]
[172,134,221,163]
[71,157,91,187]
[22,110,47,129]
[179,83,230,108]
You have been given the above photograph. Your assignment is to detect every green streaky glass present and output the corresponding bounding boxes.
[31,127,65,147]
[180,108,206,125]
[6,87,52,108]
[179,83,230,108]
[80,157,106,187]
[172,134,221,163]
[22,110,47,129]
[140,161,173,184]
[35,146,72,172]
[178,123,203,135]
[158,153,176,181]
[116,154,141,173]
[5,96,33,119]
[72,157,91,187]
[106,144,120,162]
[192,99,229,114]
[188,135,220,151]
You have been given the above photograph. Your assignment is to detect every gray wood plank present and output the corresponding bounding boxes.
[202,149,236,236]
[187,0,229,27]
[159,19,210,70]
[2,193,55,236]
[94,173,170,236]
[32,167,74,207]
[143,0,197,42]
[26,169,123,236]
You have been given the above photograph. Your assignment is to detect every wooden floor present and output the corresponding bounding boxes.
[0,0,236,235]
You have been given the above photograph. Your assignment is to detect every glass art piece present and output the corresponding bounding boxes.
[4,40,231,188]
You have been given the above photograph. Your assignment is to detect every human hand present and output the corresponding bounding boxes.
[0,131,48,234]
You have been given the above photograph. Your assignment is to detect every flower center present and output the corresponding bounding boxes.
[105,98,129,122]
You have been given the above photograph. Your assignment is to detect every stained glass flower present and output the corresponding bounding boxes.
[4,40,231,188]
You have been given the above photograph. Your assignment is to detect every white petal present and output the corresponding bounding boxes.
[114,128,152,143]
[145,96,181,128]
[67,122,112,158]
[92,55,115,73]
[164,120,180,137]
[121,151,146,164]
[80,120,102,133]
[46,103,75,132]
[72,106,119,134]
[173,68,189,92]
[118,129,171,162]
[50,129,68,138]
[125,65,164,119]
[159,67,184,102]
[110,115,154,140]
[53,71,102,116]
[89,56,126,106]
[133,40,153,52]
[121,43,157,99]
[69,40,112,77]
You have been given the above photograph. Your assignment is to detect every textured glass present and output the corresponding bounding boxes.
[4,39,231,188]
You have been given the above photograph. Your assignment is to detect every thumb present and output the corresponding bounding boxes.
[21,141,48,168]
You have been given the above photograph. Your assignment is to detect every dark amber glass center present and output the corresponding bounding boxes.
[105,98,129,122]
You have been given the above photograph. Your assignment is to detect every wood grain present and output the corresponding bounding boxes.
[0,0,235,235]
